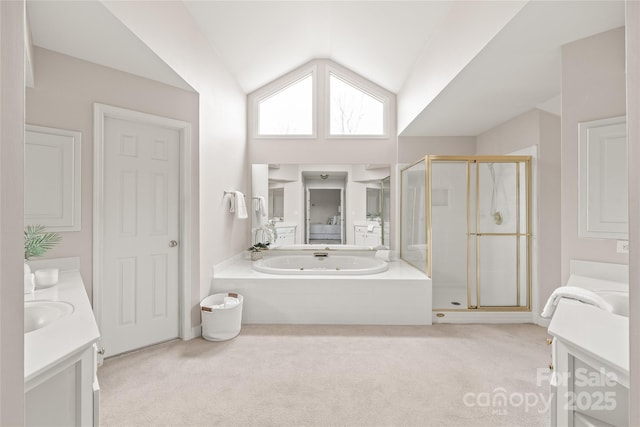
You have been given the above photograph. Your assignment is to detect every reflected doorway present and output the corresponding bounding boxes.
[306,188,344,244]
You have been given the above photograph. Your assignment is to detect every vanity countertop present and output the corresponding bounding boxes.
[548,298,629,378]
[24,270,100,384]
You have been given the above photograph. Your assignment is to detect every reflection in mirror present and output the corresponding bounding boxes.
[252,164,390,248]
[269,188,284,220]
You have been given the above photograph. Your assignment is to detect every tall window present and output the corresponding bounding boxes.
[258,74,313,136]
[329,73,384,136]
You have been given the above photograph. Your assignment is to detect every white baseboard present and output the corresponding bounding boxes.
[535,316,551,328]
[432,311,535,324]
[181,325,202,341]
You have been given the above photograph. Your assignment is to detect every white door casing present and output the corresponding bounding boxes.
[93,104,193,358]
[305,188,311,244]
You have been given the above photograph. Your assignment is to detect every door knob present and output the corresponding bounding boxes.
[169,240,178,247]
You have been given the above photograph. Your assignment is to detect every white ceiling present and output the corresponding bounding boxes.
[26,0,625,137]
[26,0,194,91]
[183,1,454,94]
[400,0,625,136]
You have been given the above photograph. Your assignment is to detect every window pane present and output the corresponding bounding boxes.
[258,74,313,135]
[330,73,384,136]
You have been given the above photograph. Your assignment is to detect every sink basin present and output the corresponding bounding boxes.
[596,291,629,317]
[24,301,74,334]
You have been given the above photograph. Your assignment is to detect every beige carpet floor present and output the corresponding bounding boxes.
[98,324,551,427]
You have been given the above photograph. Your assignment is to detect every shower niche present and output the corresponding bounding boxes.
[401,156,532,312]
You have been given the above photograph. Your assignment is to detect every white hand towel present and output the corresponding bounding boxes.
[540,286,613,318]
[234,191,248,219]
[255,196,267,217]
[224,192,235,213]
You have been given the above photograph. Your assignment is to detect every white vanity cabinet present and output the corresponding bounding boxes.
[24,265,101,427]
[548,300,629,427]
[25,344,98,427]
[274,225,296,245]
[354,224,381,247]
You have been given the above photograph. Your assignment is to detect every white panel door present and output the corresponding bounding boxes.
[102,117,180,357]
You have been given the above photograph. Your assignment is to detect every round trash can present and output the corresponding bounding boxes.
[200,292,243,341]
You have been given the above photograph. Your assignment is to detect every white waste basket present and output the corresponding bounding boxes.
[200,292,243,341]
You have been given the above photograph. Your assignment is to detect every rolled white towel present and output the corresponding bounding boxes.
[541,286,613,318]
[210,297,240,311]
[223,296,240,307]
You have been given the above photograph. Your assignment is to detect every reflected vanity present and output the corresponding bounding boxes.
[251,164,390,249]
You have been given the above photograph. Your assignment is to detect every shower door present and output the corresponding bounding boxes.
[429,156,531,311]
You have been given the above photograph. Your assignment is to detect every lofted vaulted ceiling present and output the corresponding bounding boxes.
[26,0,625,136]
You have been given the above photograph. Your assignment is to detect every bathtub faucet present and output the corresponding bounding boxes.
[314,252,329,258]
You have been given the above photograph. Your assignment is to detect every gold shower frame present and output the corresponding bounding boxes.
[401,155,532,312]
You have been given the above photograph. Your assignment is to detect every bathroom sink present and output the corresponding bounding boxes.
[24,301,74,334]
[596,291,629,317]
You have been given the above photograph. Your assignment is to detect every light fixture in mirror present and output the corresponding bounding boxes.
[251,164,390,248]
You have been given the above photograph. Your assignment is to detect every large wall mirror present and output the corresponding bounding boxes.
[578,116,627,239]
[252,164,390,248]
[25,124,82,231]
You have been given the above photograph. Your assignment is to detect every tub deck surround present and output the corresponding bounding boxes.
[212,254,431,325]
[24,269,100,385]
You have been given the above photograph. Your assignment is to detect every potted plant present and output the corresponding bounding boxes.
[24,225,61,292]
[24,224,61,260]
[248,242,270,261]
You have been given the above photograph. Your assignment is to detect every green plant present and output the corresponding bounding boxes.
[248,242,270,252]
[24,225,61,260]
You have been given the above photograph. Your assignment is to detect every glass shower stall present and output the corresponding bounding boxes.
[401,156,532,311]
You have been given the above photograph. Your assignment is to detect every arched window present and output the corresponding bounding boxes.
[250,60,392,141]
[329,72,384,136]
[258,73,313,136]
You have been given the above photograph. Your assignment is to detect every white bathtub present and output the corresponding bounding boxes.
[212,253,432,325]
[253,254,388,275]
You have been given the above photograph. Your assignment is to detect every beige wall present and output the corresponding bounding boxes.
[0,1,25,423]
[103,1,248,329]
[475,109,541,155]
[476,108,562,318]
[625,1,639,423]
[561,27,627,281]
[26,47,200,303]
[397,136,477,163]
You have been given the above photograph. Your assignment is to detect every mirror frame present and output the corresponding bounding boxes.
[25,124,82,231]
[578,116,627,239]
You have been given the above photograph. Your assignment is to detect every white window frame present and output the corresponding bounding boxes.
[251,63,317,139]
[325,65,390,139]
[249,60,394,142]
